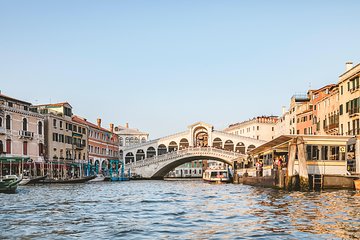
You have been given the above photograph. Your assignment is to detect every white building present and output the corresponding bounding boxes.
[224,116,278,141]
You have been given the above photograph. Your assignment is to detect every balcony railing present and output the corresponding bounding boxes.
[324,122,339,131]
[347,128,360,136]
[349,107,360,116]
[19,130,34,139]
[75,143,85,150]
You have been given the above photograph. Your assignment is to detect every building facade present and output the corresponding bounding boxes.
[224,116,278,141]
[36,102,88,164]
[0,93,45,162]
[73,117,119,173]
[338,62,360,136]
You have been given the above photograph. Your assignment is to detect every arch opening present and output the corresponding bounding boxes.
[158,144,167,155]
[224,140,234,151]
[125,152,134,164]
[147,147,156,158]
[136,149,145,161]
[235,142,246,154]
[179,138,189,150]
[212,137,222,149]
[168,141,178,152]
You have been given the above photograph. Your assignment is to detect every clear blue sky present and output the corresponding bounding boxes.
[1,1,359,138]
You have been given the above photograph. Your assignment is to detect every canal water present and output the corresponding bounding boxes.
[1,181,360,239]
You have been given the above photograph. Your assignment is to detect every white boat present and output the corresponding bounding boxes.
[89,174,105,182]
[203,168,230,183]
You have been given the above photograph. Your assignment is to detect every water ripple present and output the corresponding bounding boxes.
[0,181,360,239]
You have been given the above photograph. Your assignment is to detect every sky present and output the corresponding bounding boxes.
[1,1,360,139]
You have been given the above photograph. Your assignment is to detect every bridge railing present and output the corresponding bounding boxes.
[127,146,246,168]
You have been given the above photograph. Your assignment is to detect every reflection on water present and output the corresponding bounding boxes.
[1,181,360,239]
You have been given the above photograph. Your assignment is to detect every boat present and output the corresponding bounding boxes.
[0,175,22,194]
[89,174,105,182]
[203,168,231,183]
[37,175,97,184]
[19,175,48,186]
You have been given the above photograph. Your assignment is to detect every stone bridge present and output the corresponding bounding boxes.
[126,146,246,179]
[122,122,265,178]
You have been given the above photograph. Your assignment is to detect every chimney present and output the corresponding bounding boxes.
[282,106,286,115]
[346,62,353,71]
[97,118,101,128]
[125,123,129,128]
[110,123,114,132]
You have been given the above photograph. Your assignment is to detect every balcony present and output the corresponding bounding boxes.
[324,122,339,131]
[75,143,85,150]
[349,107,360,117]
[19,130,34,139]
[347,128,360,136]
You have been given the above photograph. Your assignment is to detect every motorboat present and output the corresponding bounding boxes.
[203,168,231,183]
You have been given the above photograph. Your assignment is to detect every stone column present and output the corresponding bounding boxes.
[297,137,309,191]
[286,139,297,190]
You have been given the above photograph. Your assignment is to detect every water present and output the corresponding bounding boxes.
[1,181,360,239]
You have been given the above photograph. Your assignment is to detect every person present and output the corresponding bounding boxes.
[259,160,263,177]
[256,160,261,177]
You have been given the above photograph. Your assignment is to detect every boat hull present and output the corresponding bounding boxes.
[37,175,97,184]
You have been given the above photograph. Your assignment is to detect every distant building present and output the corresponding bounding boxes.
[0,93,45,163]
[224,116,278,141]
[35,102,88,164]
[114,123,149,159]
[338,62,360,135]
[309,84,339,135]
[72,117,119,173]
[274,107,290,138]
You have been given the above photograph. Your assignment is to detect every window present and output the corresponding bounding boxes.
[341,85,343,95]
[60,121,63,129]
[257,126,259,131]
[6,139,11,154]
[23,141,28,155]
[8,102,13,107]
[53,119,57,128]
[0,117,2,127]
[23,118,28,131]
[6,115,11,130]
[306,145,319,160]
[39,143,44,156]
[340,104,343,115]
[38,122,43,135]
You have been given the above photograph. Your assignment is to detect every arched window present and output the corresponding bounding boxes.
[119,137,123,146]
[23,118,27,131]
[247,144,256,152]
[141,137,146,143]
[179,138,189,150]
[235,142,246,154]
[0,117,2,127]
[212,138,222,149]
[125,137,130,146]
[135,137,139,144]
[136,149,145,161]
[224,140,234,151]
[38,121,43,135]
[5,115,11,130]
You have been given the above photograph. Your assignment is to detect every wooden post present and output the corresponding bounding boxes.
[286,139,297,190]
[297,137,309,191]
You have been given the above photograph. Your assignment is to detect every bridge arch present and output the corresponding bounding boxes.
[136,149,145,161]
[179,138,189,150]
[146,147,156,158]
[224,140,234,151]
[235,142,246,154]
[151,155,233,179]
[125,152,134,164]
[158,144,167,155]
[247,144,256,152]
[168,141,178,152]
[212,137,222,149]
